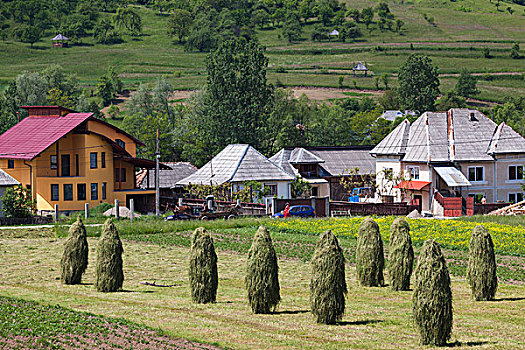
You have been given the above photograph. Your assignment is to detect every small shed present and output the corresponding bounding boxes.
[0,169,20,217]
[328,29,339,41]
[52,34,69,48]
[352,62,368,77]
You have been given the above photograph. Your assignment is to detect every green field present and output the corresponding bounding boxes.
[1,216,524,349]
[0,1,524,103]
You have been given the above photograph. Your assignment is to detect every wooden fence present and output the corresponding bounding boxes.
[329,201,419,216]
[0,216,52,226]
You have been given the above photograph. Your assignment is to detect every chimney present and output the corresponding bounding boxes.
[20,106,75,117]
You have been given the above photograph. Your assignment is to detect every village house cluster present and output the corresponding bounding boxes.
[0,106,524,217]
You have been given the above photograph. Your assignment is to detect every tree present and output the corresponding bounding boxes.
[167,9,192,42]
[60,216,89,285]
[311,24,328,41]
[356,218,385,287]
[245,226,280,314]
[361,7,374,30]
[395,19,404,33]
[455,69,479,97]
[412,239,453,346]
[340,21,361,42]
[378,89,400,110]
[96,76,114,106]
[93,18,122,44]
[114,7,142,36]
[95,219,124,292]
[318,2,335,26]
[0,185,35,218]
[310,230,347,324]
[435,90,467,110]
[347,8,360,22]
[510,42,522,59]
[398,54,440,112]
[282,14,303,43]
[20,25,42,47]
[467,225,498,301]
[189,227,218,303]
[388,218,414,291]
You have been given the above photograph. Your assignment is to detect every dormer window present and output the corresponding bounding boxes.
[116,139,125,149]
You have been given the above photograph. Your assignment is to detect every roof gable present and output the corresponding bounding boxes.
[371,119,410,156]
[0,169,20,186]
[488,122,525,154]
[289,148,324,164]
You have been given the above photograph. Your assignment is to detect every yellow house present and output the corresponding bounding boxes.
[0,106,166,213]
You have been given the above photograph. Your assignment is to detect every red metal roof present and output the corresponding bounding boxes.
[394,180,431,191]
[0,113,93,160]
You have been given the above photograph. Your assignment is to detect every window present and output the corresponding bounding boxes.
[50,155,57,169]
[508,193,524,204]
[406,166,420,180]
[115,168,126,182]
[51,184,59,201]
[75,155,79,176]
[264,184,277,196]
[290,206,301,213]
[508,165,524,181]
[468,166,484,182]
[7,159,14,169]
[468,193,484,204]
[91,183,98,200]
[77,184,86,201]
[90,153,97,169]
[311,187,319,197]
[102,182,107,200]
[61,155,70,177]
[63,184,73,201]
[116,139,125,149]
[101,152,106,168]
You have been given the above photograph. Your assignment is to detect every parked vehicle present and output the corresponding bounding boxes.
[348,187,374,203]
[273,205,315,218]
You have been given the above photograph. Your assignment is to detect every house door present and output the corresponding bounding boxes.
[61,155,70,177]
[413,194,423,212]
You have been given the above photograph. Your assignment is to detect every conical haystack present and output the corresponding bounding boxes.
[189,227,218,303]
[466,225,498,301]
[356,218,385,287]
[245,225,280,313]
[60,215,89,285]
[310,230,347,324]
[388,217,414,291]
[412,239,453,346]
[95,219,124,292]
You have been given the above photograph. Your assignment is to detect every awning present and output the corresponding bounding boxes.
[434,167,471,187]
[306,178,329,185]
[119,157,172,169]
[394,180,431,191]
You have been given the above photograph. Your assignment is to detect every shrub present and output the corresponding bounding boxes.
[1,185,35,218]
[189,227,218,303]
[466,225,498,301]
[245,226,280,314]
[60,216,88,285]
[388,217,414,291]
[412,239,453,346]
[356,218,385,287]
[95,219,124,292]
[310,230,347,324]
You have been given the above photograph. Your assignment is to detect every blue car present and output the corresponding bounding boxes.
[273,205,315,218]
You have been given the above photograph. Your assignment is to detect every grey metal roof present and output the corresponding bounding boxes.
[308,148,376,175]
[428,112,450,162]
[451,109,495,161]
[371,119,410,156]
[0,169,19,186]
[177,144,294,186]
[289,148,324,164]
[488,122,525,154]
[379,110,403,122]
[434,167,471,187]
[139,162,197,189]
[353,62,367,70]
[269,149,299,176]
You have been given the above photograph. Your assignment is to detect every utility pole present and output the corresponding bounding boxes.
[155,128,160,217]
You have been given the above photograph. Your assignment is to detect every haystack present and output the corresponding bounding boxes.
[95,219,124,292]
[412,239,453,346]
[60,216,88,285]
[388,217,414,291]
[356,218,385,287]
[466,225,498,301]
[245,225,280,313]
[189,227,218,303]
[310,230,347,324]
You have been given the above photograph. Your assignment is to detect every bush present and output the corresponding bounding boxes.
[356,218,385,287]
[60,216,88,285]
[245,226,280,314]
[95,219,124,292]
[388,218,414,291]
[412,239,453,346]
[189,227,218,303]
[466,225,498,301]
[310,230,347,324]
[1,185,35,218]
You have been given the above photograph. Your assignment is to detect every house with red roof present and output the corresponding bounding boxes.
[0,106,168,214]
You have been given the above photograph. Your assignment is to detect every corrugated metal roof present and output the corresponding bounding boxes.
[428,112,449,162]
[434,167,471,187]
[451,109,495,161]
[177,144,294,186]
[269,149,299,176]
[393,180,431,190]
[139,162,197,189]
[289,148,324,164]
[0,113,93,160]
[488,122,525,154]
[307,148,376,175]
[370,119,410,156]
[403,115,429,162]
[0,169,19,186]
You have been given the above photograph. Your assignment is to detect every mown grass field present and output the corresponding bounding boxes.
[1,216,524,349]
[0,0,524,102]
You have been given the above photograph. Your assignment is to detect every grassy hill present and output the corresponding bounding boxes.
[0,0,523,103]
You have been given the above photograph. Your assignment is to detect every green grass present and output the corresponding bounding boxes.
[0,235,523,349]
[0,3,524,103]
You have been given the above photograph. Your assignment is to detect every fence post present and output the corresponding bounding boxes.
[54,204,59,223]
[325,197,330,218]
[85,203,89,220]
[310,196,317,217]
[130,199,134,222]
[271,197,277,216]
[178,198,183,207]
[115,199,119,220]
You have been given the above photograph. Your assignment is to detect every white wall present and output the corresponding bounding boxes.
[375,157,402,202]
